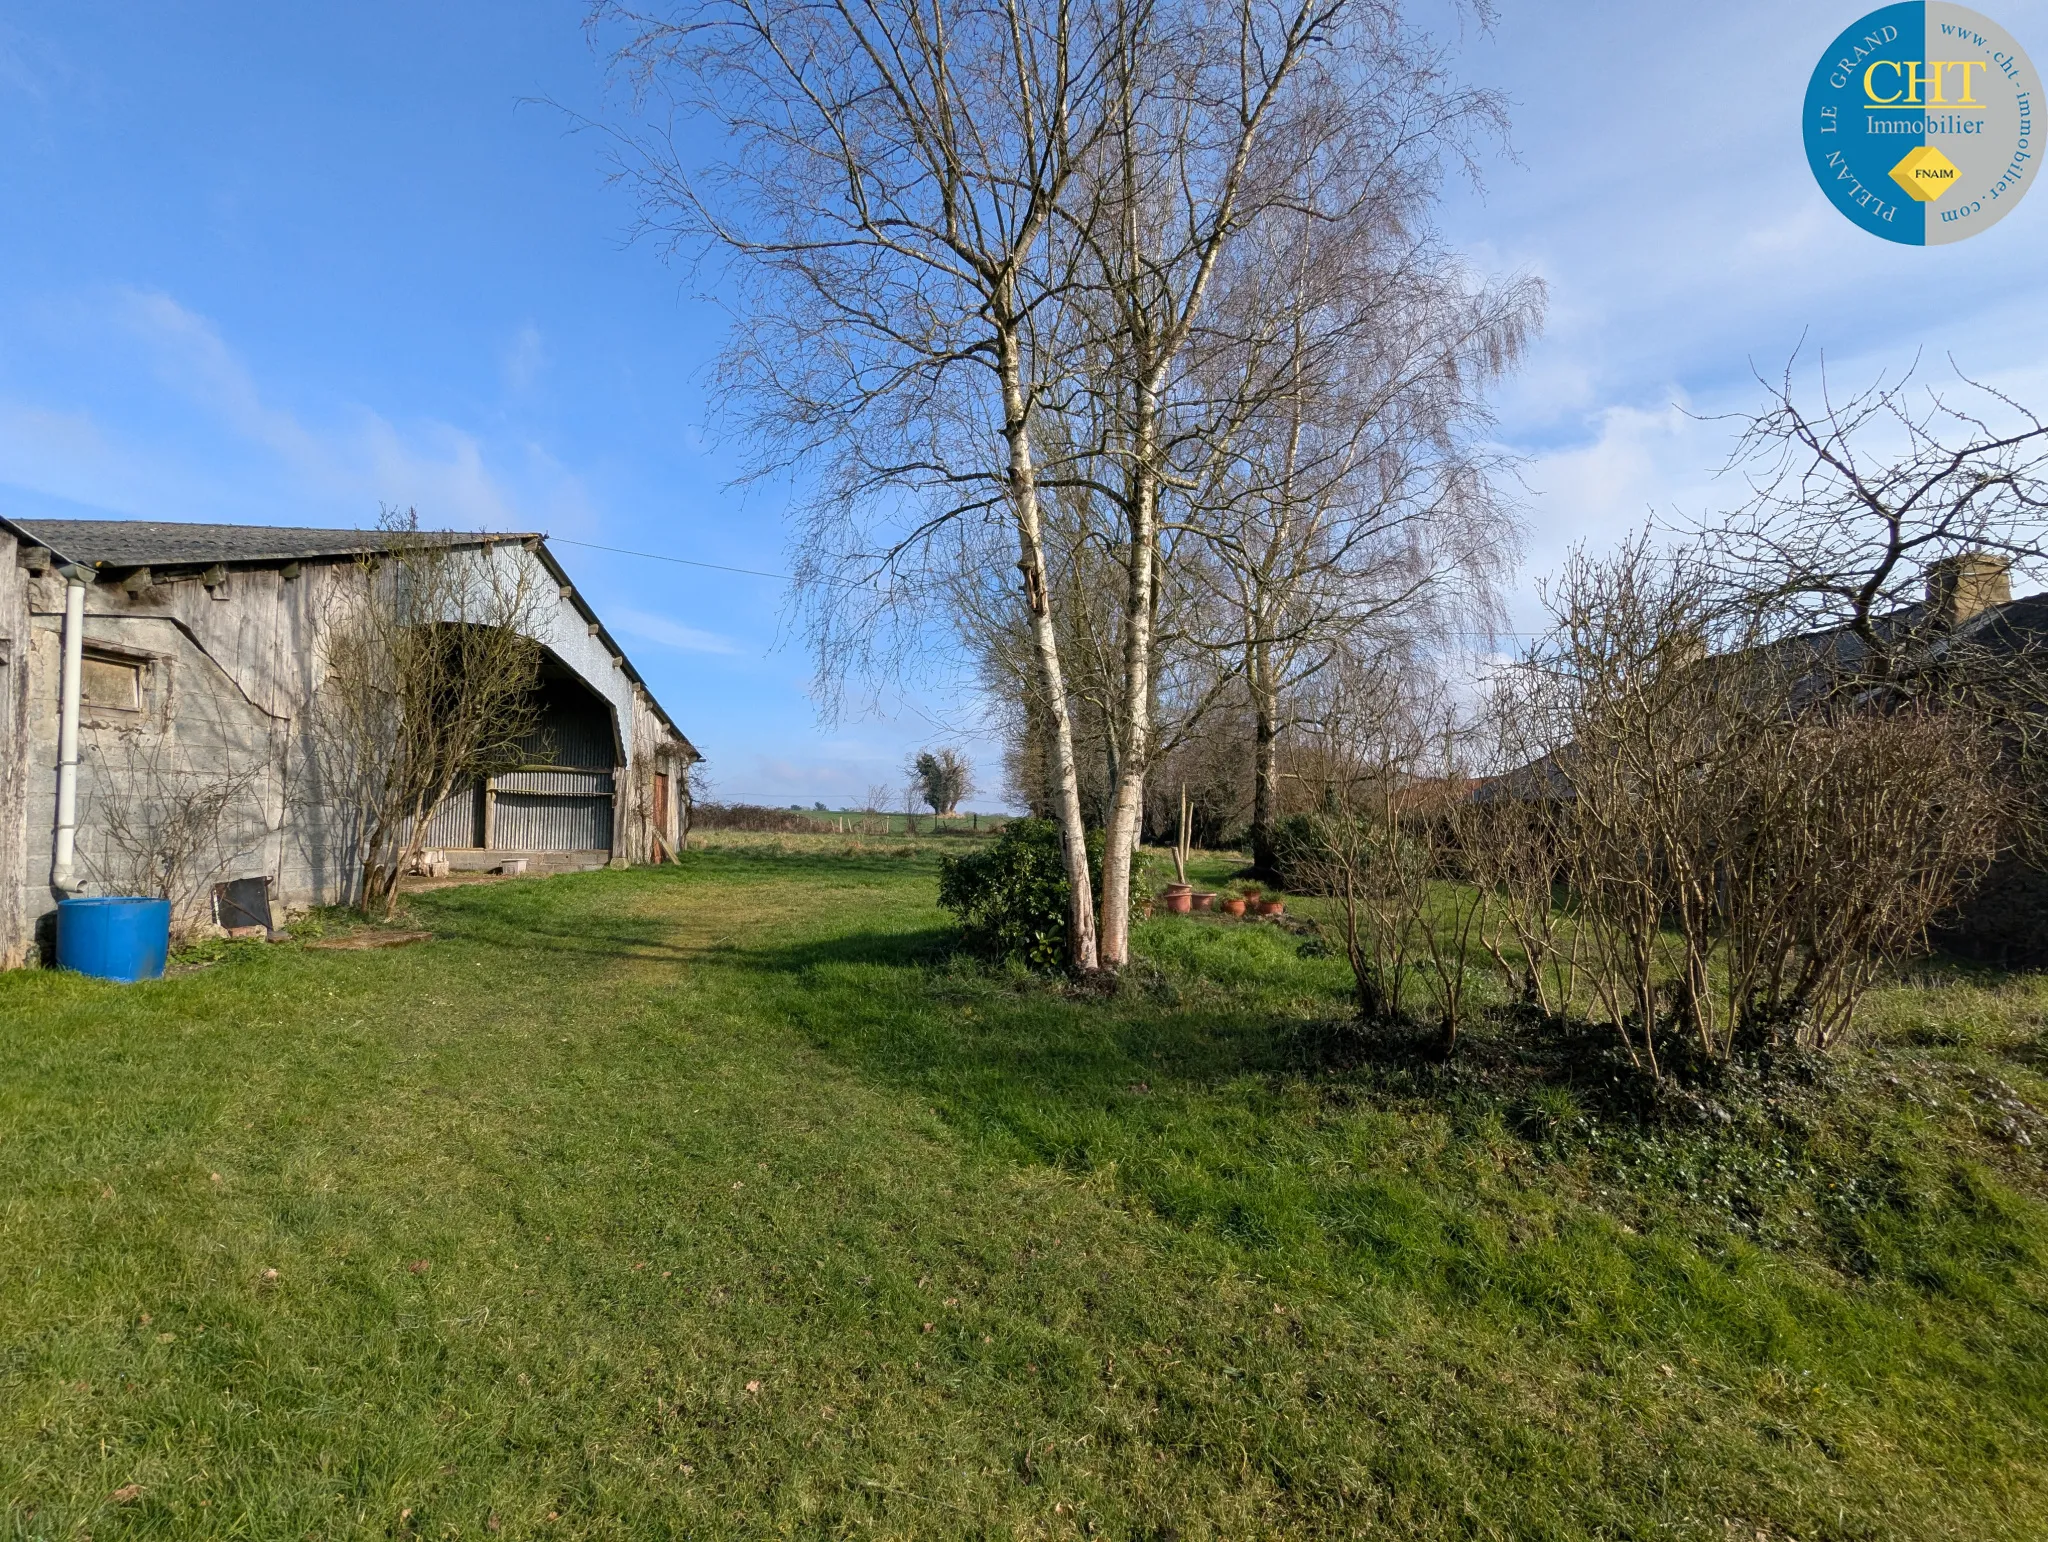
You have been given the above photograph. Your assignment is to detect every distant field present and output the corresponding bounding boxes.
[694,805,1011,838]
[3,839,2045,1538]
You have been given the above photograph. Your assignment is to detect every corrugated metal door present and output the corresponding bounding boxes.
[493,769,614,851]
[423,781,482,848]
[513,716,613,771]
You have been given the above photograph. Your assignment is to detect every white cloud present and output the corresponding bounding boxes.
[0,287,581,534]
[0,19,68,105]
[503,322,545,393]
[1512,399,1724,576]
[611,605,743,655]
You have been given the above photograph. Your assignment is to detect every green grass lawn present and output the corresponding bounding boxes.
[3,839,2046,1539]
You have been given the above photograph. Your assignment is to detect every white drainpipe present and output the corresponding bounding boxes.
[51,564,89,893]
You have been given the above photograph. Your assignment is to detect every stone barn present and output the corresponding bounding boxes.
[0,517,698,967]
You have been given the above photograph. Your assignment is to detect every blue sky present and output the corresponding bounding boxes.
[2,1,2044,804]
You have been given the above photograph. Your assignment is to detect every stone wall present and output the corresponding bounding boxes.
[0,534,30,968]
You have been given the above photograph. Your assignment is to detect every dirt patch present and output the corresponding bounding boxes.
[306,931,434,952]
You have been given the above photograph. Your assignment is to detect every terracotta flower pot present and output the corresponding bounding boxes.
[1192,891,1216,911]
[1258,899,1285,917]
[1221,897,1247,917]
[1163,884,1193,915]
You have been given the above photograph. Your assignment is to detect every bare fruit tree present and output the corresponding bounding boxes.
[312,515,547,916]
[1705,359,2048,676]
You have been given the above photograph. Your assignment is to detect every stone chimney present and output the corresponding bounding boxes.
[1926,553,2011,626]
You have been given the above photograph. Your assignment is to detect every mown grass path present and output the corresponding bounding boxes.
[2,845,2046,1539]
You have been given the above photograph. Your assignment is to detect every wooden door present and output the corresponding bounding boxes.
[652,773,670,838]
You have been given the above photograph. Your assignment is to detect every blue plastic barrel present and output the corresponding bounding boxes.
[56,896,171,982]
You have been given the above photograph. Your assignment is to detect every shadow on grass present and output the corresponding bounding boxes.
[400,879,707,967]
[734,925,958,973]
[740,923,1313,1110]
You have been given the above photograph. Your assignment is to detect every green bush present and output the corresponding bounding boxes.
[938,819,1101,971]
[1269,811,1330,894]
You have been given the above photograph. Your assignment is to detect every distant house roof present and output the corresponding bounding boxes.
[2,515,697,760]
[1755,588,2048,711]
[1473,575,2048,806]
[6,519,527,570]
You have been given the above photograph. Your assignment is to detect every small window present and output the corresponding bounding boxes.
[80,653,143,712]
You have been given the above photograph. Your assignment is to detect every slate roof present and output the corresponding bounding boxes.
[6,519,526,570]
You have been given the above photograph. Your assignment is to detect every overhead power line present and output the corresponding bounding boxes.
[546,535,794,583]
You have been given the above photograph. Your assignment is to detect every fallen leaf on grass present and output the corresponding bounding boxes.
[745,1380,762,1394]
[209,1173,222,1184]
[922,1322,935,1333]
[110,1484,143,1504]
[409,1260,431,1275]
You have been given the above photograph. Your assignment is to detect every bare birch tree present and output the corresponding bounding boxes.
[1187,191,1536,877]
[597,0,1517,972]
[593,0,1116,968]
[1049,1,1515,966]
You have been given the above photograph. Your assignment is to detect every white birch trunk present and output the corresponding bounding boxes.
[1097,400,1160,968]
[999,325,1099,972]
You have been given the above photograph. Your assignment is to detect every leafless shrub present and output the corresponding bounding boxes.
[311,513,547,917]
[80,699,271,939]
[1464,684,1577,1019]
[1410,774,1486,1051]
[1505,529,2012,1068]
[1518,537,1727,1075]
[1288,667,1481,1045]
[1713,704,2004,1049]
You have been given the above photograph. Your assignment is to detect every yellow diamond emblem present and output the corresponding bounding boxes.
[1890,144,1961,202]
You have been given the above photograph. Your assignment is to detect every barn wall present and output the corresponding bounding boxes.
[0,538,30,967]
[617,684,687,864]
[7,540,693,965]
[17,577,288,948]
